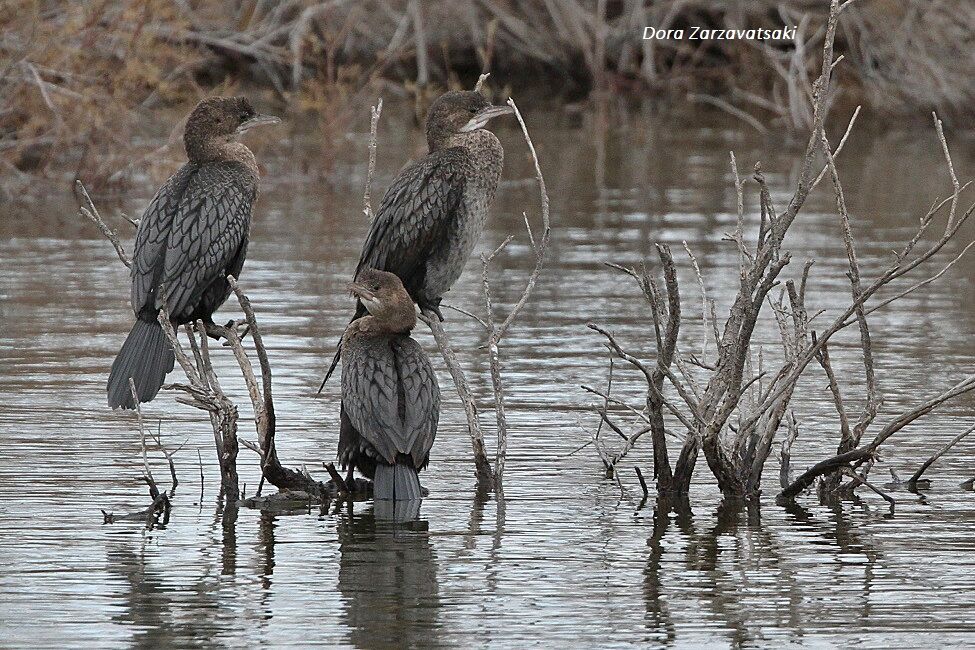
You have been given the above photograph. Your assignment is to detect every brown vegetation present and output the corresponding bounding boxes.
[3,1,972,192]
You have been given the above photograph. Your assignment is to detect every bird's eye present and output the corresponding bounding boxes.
[469,106,478,114]
[372,284,380,291]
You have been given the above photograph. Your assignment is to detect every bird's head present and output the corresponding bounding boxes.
[349,268,417,333]
[425,90,513,151]
[183,96,280,160]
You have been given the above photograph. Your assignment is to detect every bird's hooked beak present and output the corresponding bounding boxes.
[459,104,514,133]
[236,113,281,134]
[348,281,381,313]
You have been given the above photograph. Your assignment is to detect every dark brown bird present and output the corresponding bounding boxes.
[107,97,279,409]
[339,269,440,501]
[320,90,512,390]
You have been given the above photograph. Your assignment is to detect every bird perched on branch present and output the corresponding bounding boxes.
[339,269,440,501]
[107,96,279,409]
[319,90,513,390]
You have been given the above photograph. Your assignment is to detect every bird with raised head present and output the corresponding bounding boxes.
[107,96,279,409]
[339,268,440,501]
[320,89,513,389]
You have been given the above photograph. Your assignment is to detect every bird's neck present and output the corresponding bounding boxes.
[186,139,259,177]
[439,129,498,153]
[348,310,416,338]
[444,130,504,193]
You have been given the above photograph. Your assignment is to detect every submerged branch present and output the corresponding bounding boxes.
[907,422,975,490]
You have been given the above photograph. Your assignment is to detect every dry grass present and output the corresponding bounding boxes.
[2,0,972,191]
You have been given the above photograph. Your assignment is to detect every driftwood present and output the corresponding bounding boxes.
[586,0,975,502]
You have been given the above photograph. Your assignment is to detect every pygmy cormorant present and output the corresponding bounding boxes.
[321,90,512,388]
[339,268,440,501]
[107,96,279,409]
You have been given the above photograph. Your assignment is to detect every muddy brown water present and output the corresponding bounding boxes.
[2,106,975,647]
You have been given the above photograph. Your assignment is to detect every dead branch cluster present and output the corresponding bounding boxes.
[100,380,182,527]
[587,0,975,505]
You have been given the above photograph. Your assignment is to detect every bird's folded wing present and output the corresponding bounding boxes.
[394,337,440,465]
[160,162,255,317]
[342,345,402,464]
[354,148,468,290]
[130,164,197,315]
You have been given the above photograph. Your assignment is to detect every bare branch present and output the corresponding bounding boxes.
[129,378,157,496]
[811,106,861,191]
[908,422,975,489]
[442,303,488,329]
[363,98,383,221]
[781,374,975,498]
[421,310,493,484]
[76,180,130,268]
[494,97,552,342]
[933,112,960,232]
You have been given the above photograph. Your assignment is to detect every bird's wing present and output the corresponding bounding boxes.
[130,164,197,316]
[354,147,468,294]
[341,338,402,465]
[394,336,440,468]
[160,162,256,318]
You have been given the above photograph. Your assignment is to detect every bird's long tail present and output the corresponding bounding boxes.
[317,302,368,393]
[373,460,422,501]
[317,342,342,393]
[107,319,176,409]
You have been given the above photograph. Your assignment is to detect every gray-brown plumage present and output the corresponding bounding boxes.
[320,90,512,389]
[107,97,279,409]
[339,269,440,501]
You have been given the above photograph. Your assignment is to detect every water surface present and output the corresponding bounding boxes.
[2,105,975,647]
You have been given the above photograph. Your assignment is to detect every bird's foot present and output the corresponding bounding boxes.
[213,319,251,346]
[227,318,251,339]
[200,319,225,341]
[421,302,445,322]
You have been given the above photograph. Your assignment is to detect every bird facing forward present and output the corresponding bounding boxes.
[339,268,440,501]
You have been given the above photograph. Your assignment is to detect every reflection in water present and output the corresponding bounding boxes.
[3,108,975,645]
[107,544,222,648]
[257,510,276,591]
[220,500,238,576]
[645,496,883,646]
[643,495,689,645]
[337,504,441,648]
[373,498,423,523]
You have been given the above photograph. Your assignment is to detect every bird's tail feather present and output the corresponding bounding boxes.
[318,343,342,393]
[373,461,422,501]
[317,303,368,393]
[373,497,422,522]
[107,319,175,409]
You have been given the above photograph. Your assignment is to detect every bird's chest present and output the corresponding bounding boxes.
[424,142,503,297]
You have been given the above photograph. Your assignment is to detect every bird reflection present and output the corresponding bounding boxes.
[337,503,441,648]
